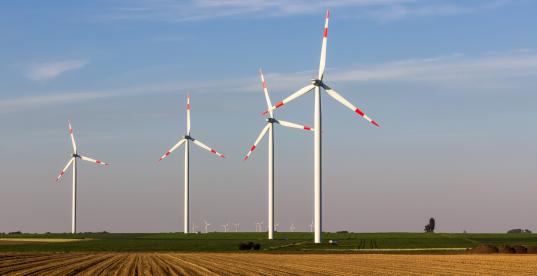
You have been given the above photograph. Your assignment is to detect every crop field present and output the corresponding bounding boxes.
[1,232,537,252]
[2,233,537,274]
[1,252,537,275]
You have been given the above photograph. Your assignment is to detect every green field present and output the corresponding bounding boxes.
[1,232,536,252]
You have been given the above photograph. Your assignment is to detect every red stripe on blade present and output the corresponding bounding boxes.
[275,101,284,108]
[372,121,380,127]
[323,28,328,38]
[304,126,311,131]
[211,149,216,154]
[355,108,365,117]
[250,145,256,151]
[96,160,101,164]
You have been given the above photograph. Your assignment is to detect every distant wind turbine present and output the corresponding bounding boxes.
[263,10,380,243]
[290,223,296,232]
[244,69,313,240]
[221,223,229,233]
[233,223,240,232]
[204,220,211,233]
[56,121,109,234]
[159,95,225,234]
[255,221,264,232]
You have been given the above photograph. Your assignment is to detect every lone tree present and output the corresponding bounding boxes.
[424,217,435,233]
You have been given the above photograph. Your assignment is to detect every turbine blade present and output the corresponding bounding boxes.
[56,157,75,181]
[262,84,315,115]
[186,95,191,135]
[192,138,225,158]
[318,10,330,80]
[259,68,273,117]
[243,123,270,160]
[323,84,380,127]
[68,121,77,153]
[276,119,314,131]
[80,155,109,166]
[159,138,187,161]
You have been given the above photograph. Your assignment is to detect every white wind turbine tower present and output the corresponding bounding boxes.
[274,223,280,232]
[309,221,314,233]
[159,95,225,234]
[221,223,229,232]
[264,10,380,243]
[290,223,296,232]
[233,223,240,232]
[244,69,314,240]
[56,121,109,234]
[204,220,211,233]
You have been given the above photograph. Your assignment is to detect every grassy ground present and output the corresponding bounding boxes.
[1,232,536,252]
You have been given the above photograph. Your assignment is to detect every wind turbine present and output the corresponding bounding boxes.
[264,10,380,243]
[274,223,280,232]
[56,121,109,234]
[233,223,240,232]
[244,69,314,240]
[290,223,296,233]
[159,95,225,234]
[204,220,211,233]
[255,221,264,232]
[221,223,229,232]
[309,221,314,233]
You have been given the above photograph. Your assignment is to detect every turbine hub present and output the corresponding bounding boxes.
[72,153,80,158]
[266,118,277,123]
[184,135,192,140]
[311,79,323,87]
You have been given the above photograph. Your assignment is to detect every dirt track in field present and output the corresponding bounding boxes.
[1,253,537,275]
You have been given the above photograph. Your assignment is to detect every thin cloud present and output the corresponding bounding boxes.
[2,51,536,113]
[102,0,511,22]
[26,59,88,80]
[370,0,511,22]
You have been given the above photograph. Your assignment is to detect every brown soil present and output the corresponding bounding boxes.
[526,246,537,254]
[467,244,498,254]
[498,245,516,254]
[2,253,537,275]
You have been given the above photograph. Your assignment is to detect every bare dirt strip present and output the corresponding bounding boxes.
[1,253,537,275]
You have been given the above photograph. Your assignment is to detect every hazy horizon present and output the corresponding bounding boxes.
[1,0,536,234]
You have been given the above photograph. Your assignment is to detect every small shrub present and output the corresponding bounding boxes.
[238,242,250,250]
[238,242,261,250]
[513,245,527,254]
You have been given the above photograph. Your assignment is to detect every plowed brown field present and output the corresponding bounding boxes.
[1,253,536,275]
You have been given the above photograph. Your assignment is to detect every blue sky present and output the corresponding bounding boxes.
[1,0,536,233]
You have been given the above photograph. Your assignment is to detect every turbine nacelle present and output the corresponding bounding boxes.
[266,118,277,123]
[184,135,193,140]
[310,79,323,87]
